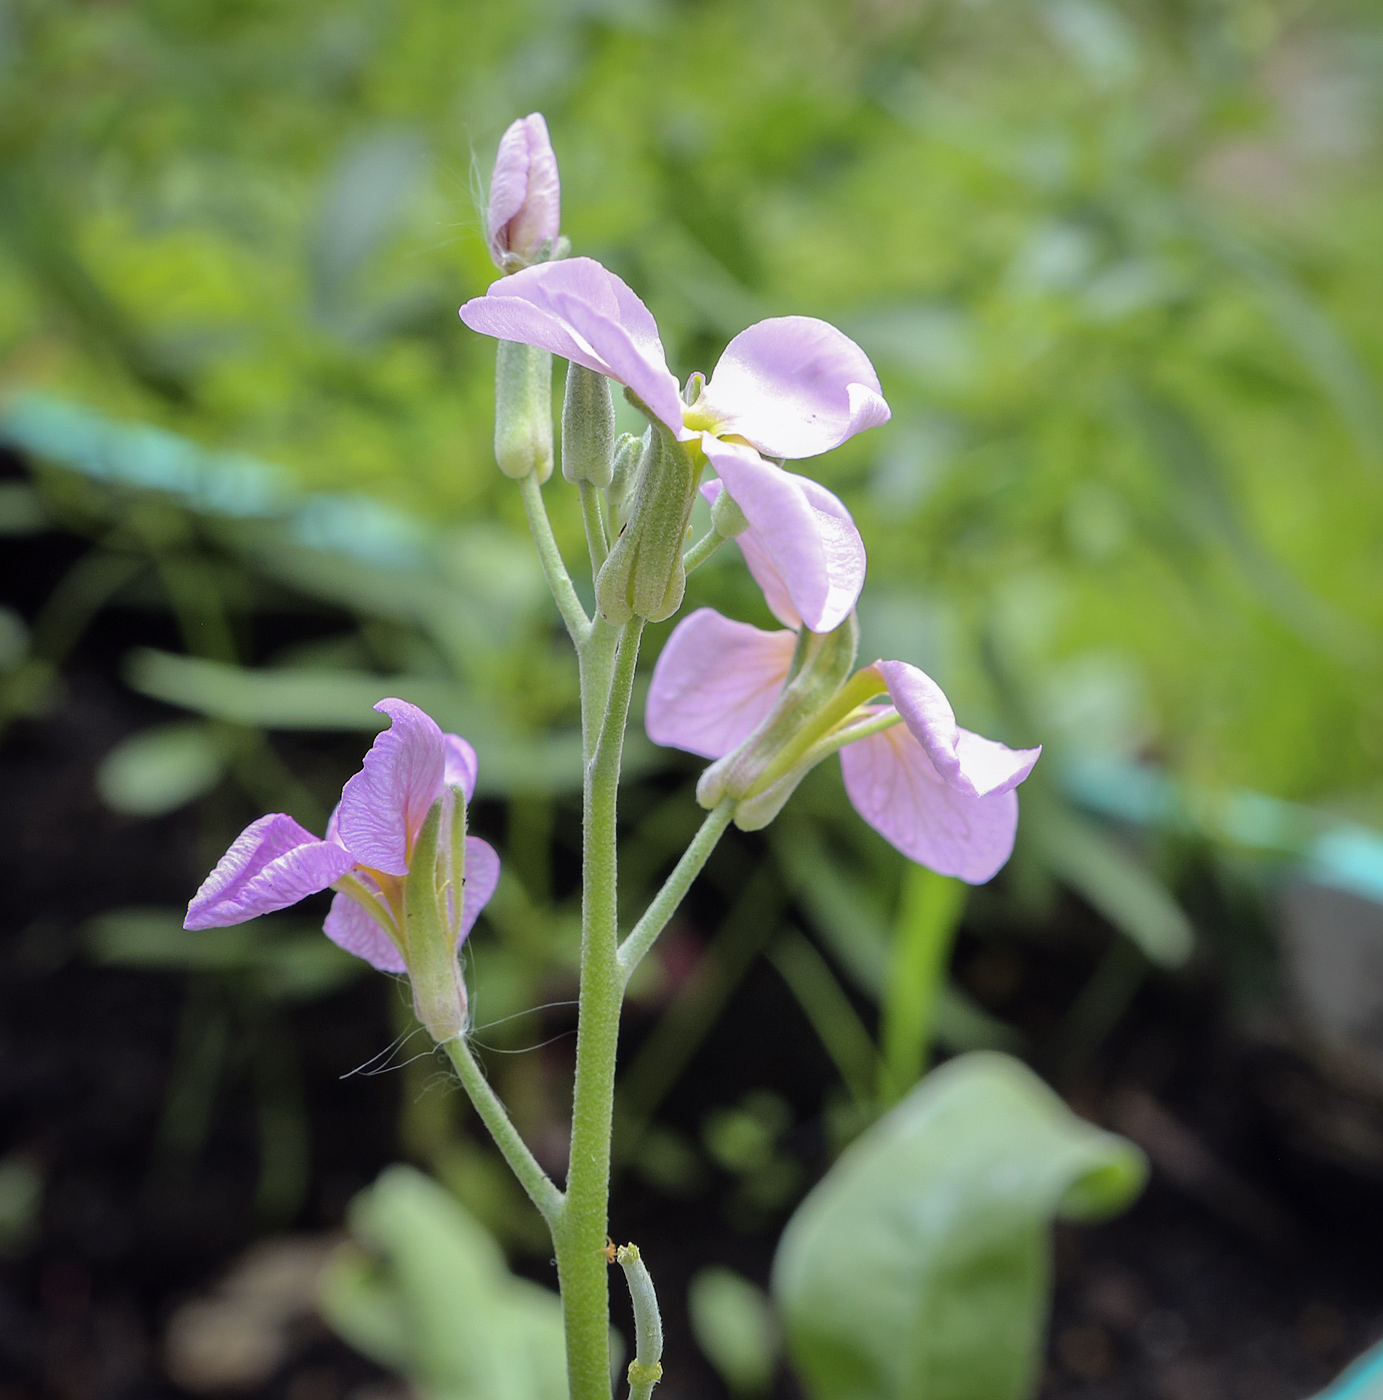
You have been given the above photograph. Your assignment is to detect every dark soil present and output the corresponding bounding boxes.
[3,488,1382,1400]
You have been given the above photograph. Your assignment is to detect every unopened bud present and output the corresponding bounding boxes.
[487,114,562,272]
[595,405,701,625]
[561,364,615,487]
[697,615,861,824]
[709,487,748,540]
[494,339,554,481]
[607,431,646,525]
[401,789,469,1041]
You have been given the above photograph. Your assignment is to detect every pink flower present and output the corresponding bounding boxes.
[487,114,561,270]
[185,700,499,978]
[459,257,889,632]
[646,607,1039,883]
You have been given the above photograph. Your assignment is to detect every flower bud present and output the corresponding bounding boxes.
[561,363,615,487]
[494,339,554,481]
[595,405,702,625]
[607,431,646,525]
[400,787,469,1041]
[709,486,748,539]
[697,614,861,825]
[487,114,561,272]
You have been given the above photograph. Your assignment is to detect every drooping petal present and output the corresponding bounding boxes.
[702,440,866,634]
[878,661,1040,799]
[699,316,891,459]
[442,733,479,802]
[185,813,354,930]
[487,114,560,265]
[336,699,446,876]
[701,478,798,630]
[324,889,406,974]
[646,607,798,759]
[460,258,685,436]
[839,726,1022,883]
[456,836,501,942]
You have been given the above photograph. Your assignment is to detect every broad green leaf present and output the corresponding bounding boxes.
[773,1052,1146,1400]
[95,721,226,816]
[319,1165,566,1400]
[688,1267,779,1396]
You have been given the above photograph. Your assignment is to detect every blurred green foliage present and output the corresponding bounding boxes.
[2,0,1382,808]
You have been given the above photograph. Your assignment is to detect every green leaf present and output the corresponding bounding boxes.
[319,1165,567,1400]
[688,1266,779,1396]
[773,1052,1146,1400]
[95,721,227,816]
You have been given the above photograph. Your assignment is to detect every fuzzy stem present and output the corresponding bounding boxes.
[618,799,734,985]
[580,480,611,574]
[555,616,645,1400]
[520,470,591,645]
[442,1036,565,1224]
[682,529,725,574]
[616,1243,664,1400]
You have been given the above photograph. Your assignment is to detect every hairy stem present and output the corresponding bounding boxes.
[443,1036,565,1224]
[580,480,611,574]
[520,470,591,644]
[618,799,734,984]
[682,529,725,574]
[555,616,645,1400]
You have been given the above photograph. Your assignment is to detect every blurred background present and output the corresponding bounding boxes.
[2,0,1383,1396]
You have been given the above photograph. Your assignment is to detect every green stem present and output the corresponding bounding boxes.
[442,1036,565,1224]
[556,616,645,1400]
[618,799,733,984]
[580,480,611,574]
[877,865,967,1104]
[616,1243,664,1400]
[682,529,724,574]
[520,471,591,645]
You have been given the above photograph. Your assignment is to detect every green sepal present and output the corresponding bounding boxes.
[494,340,554,482]
[402,789,468,1042]
[595,403,701,624]
[561,363,616,487]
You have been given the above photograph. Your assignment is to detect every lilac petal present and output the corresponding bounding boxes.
[456,837,501,943]
[699,316,891,459]
[839,727,1022,883]
[324,889,406,974]
[701,479,799,629]
[487,114,560,264]
[336,699,446,876]
[442,734,479,802]
[459,258,685,436]
[879,661,1040,799]
[185,813,354,929]
[702,439,866,634]
[646,607,798,759]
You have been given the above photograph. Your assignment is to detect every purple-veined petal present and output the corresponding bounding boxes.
[646,607,798,759]
[443,733,479,802]
[699,316,891,459]
[839,726,1022,883]
[460,258,685,435]
[456,836,501,942]
[701,479,800,629]
[336,699,447,876]
[879,660,1040,799]
[702,439,866,634]
[324,888,406,973]
[185,813,354,930]
[487,114,560,265]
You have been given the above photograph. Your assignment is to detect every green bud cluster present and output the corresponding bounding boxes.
[561,363,616,487]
